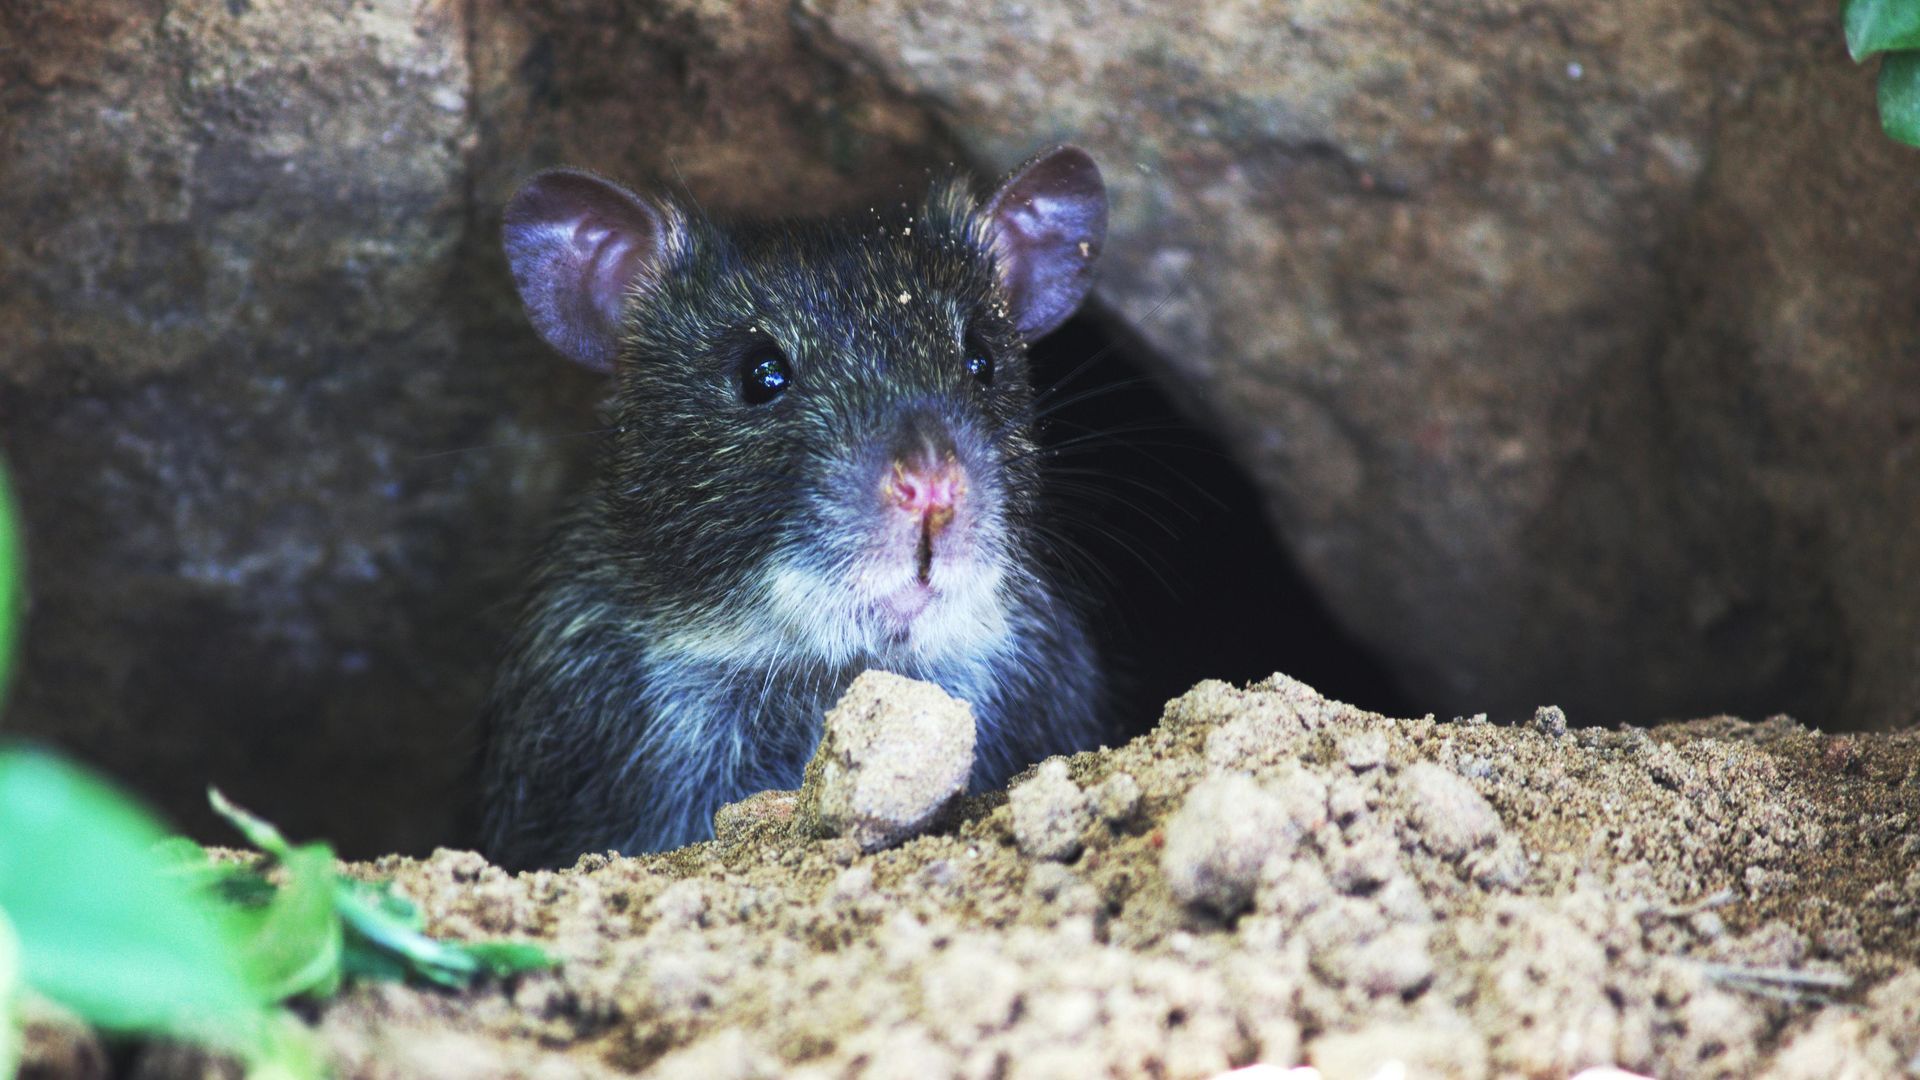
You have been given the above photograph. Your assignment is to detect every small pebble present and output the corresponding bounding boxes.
[1162,774,1303,915]
[829,864,875,907]
[1010,758,1093,861]
[1327,776,1372,826]
[1401,762,1503,860]
[795,671,977,852]
[1533,704,1569,738]
[712,789,797,843]
[1348,925,1436,997]
[1093,771,1142,823]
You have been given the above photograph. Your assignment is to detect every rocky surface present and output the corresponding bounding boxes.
[124,673,1919,1079]
[4,0,1917,860]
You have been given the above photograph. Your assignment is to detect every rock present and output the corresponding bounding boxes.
[1344,925,1436,998]
[1401,763,1503,860]
[1161,774,1301,916]
[1009,758,1093,862]
[1534,705,1570,738]
[713,790,800,844]
[1092,771,1142,824]
[795,671,977,853]
[1326,834,1399,896]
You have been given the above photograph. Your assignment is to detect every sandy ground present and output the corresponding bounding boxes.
[52,674,1920,1078]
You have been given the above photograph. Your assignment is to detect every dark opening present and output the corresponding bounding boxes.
[1029,314,1415,738]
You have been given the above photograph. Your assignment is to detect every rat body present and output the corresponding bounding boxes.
[477,148,1110,869]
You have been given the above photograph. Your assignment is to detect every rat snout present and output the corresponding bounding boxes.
[886,457,966,537]
[883,453,968,588]
[877,411,974,589]
[882,409,969,539]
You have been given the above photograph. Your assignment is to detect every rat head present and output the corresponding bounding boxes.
[502,147,1106,665]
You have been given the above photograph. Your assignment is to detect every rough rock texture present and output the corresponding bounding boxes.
[796,0,1920,729]
[795,672,977,853]
[124,674,1920,1079]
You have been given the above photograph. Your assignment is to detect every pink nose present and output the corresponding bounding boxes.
[888,459,966,530]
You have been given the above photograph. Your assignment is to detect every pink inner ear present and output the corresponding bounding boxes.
[578,218,651,332]
[985,147,1107,342]
[503,169,671,373]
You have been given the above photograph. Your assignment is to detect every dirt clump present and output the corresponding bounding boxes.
[795,672,977,854]
[288,673,1920,1078]
[1008,759,1093,863]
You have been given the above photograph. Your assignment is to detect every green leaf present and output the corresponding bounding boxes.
[231,845,346,1001]
[209,789,554,994]
[335,881,553,989]
[0,461,22,713]
[457,940,556,979]
[1879,51,1920,147]
[206,790,347,1001]
[0,751,269,1050]
[334,884,479,990]
[208,787,298,861]
[1845,0,1920,60]
[248,1014,330,1080]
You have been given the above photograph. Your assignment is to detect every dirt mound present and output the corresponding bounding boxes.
[296,675,1920,1078]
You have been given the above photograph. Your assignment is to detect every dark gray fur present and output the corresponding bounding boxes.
[478,152,1108,869]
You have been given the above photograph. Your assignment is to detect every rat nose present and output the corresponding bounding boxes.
[887,457,966,528]
[884,407,967,534]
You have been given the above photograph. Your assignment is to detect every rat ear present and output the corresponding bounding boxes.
[983,146,1107,341]
[502,168,679,373]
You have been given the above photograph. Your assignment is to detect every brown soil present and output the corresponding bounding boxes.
[160,677,1920,1076]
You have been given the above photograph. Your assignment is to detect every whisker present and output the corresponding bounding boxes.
[1029,278,1188,405]
[1043,477,1192,537]
[1048,516,1181,596]
[1005,425,1202,469]
[1044,438,1236,514]
[1008,376,1161,431]
[1028,522,1124,595]
[665,151,715,230]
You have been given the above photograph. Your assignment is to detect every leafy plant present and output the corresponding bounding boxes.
[201,790,554,992]
[0,751,309,1076]
[0,751,554,1077]
[1845,0,1920,146]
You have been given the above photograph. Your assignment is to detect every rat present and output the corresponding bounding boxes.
[476,146,1111,869]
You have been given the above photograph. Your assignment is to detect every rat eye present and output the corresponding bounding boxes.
[964,332,996,388]
[741,349,792,405]
[966,352,994,387]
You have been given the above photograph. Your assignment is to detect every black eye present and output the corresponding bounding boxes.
[965,349,995,387]
[741,349,792,405]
